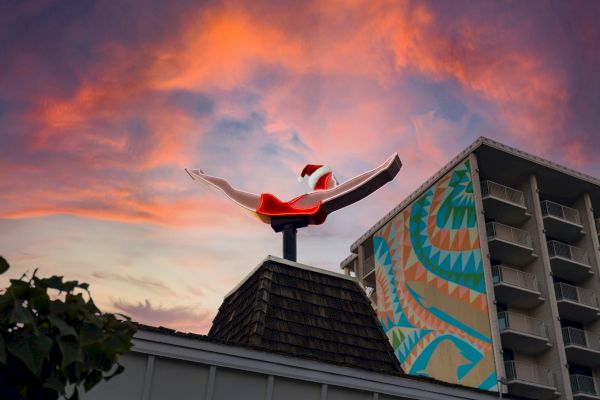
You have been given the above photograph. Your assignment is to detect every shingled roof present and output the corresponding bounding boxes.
[208,256,402,375]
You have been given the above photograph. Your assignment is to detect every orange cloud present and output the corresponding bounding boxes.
[8,0,598,230]
[0,180,237,227]
[151,11,304,91]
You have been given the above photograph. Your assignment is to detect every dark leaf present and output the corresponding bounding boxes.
[57,337,81,368]
[0,256,9,274]
[29,292,51,314]
[10,302,36,327]
[83,369,103,391]
[8,280,30,299]
[48,315,77,338]
[42,276,65,291]
[0,334,6,364]
[67,361,83,383]
[103,332,132,354]
[62,281,79,293]
[6,334,53,377]
[49,300,67,315]
[43,367,66,393]
[83,345,113,371]
[80,323,103,346]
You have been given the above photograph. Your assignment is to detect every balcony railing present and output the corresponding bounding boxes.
[541,200,582,225]
[363,254,375,276]
[487,222,533,248]
[481,180,526,207]
[492,265,539,292]
[505,360,555,387]
[563,327,600,351]
[547,240,590,266]
[498,311,547,338]
[571,374,600,396]
[555,282,599,309]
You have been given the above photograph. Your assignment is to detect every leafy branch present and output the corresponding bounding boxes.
[0,256,136,399]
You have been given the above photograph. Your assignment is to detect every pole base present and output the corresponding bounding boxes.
[271,217,309,262]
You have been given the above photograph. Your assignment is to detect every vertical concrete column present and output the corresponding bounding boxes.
[320,383,328,400]
[582,193,600,275]
[265,375,274,400]
[205,365,217,400]
[468,153,506,391]
[357,244,365,288]
[579,193,600,361]
[528,174,573,400]
[141,355,155,400]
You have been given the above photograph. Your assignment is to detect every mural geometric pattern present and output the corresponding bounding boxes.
[374,159,498,391]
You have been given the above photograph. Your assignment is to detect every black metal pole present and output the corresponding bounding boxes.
[282,224,297,262]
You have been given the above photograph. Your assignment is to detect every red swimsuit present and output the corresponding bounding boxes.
[256,193,327,225]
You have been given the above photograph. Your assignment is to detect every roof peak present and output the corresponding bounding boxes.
[225,255,354,299]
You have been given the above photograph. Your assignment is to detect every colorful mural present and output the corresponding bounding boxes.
[374,159,498,391]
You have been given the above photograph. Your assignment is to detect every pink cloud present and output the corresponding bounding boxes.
[112,299,213,334]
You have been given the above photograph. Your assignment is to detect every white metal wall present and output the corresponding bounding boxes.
[79,328,501,400]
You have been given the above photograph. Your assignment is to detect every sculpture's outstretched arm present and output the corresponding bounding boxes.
[185,169,261,211]
[293,153,401,209]
[321,153,401,214]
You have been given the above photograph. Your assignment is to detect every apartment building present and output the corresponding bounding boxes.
[341,137,600,400]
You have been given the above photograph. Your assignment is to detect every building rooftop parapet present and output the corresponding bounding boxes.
[133,324,524,399]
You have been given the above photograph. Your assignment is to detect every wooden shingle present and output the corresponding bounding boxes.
[208,257,402,375]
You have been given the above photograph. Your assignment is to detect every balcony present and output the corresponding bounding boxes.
[492,265,543,308]
[547,241,593,283]
[504,360,557,399]
[486,222,537,266]
[571,374,600,399]
[481,180,530,225]
[362,254,375,285]
[555,283,600,323]
[562,327,600,367]
[541,200,585,242]
[497,311,551,354]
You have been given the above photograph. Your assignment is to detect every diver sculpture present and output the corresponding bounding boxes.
[187,153,401,261]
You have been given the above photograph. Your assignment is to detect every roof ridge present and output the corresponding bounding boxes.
[226,255,355,299]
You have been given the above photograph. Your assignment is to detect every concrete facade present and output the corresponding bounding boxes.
[342,137,600,400]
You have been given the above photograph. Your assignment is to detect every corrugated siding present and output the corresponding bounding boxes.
[83,353,147,400]
[150,357,209,400]
[272,377,321,400]
[213,368,267,400]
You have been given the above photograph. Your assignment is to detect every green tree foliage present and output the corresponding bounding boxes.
[0,256,137,399]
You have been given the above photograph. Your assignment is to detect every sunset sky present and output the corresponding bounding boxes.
[1,0,600,334]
